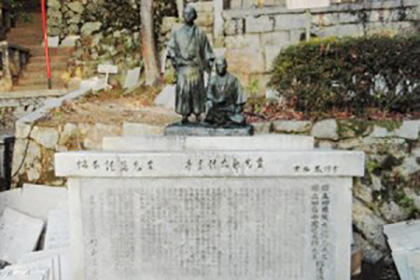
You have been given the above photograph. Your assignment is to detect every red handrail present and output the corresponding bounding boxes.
[41,0,51,89]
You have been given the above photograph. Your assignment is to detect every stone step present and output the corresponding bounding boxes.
[25,61,68,71]
[12,84,67,91]
[16,77,67,87]
[29,55,70,64]
[14,14,43,28]
[20,70,67,80]
[7,37,42,47]
[28,46,73,57]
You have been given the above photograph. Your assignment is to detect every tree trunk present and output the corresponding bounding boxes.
[140,0,160,86]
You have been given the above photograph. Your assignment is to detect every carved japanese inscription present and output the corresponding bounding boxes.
[78,178,341,280]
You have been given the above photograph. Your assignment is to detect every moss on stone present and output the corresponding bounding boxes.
[337,119,373,138]
[374,120,403,132]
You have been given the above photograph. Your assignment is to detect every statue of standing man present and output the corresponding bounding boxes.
[167,5,215,124]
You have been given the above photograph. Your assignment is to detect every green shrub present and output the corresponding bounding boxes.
[269,35,420,114]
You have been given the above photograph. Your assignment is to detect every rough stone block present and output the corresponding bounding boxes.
[272,120,313,133]
[252,122,273,134]
[311,119,339,140]
[274,13,308,31]
[260,31,290,46]
[246,15,274,33]
[290,29,305,44]
[312,13,336,27]
[31,126,59,149]
[225,48,265,74]
[264,45,283,72]
[224,34,261,49]
[123,122,164,136]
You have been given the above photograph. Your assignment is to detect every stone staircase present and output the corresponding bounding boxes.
[6,12,72,91]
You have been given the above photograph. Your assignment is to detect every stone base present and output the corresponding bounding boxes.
[164,122,254,136]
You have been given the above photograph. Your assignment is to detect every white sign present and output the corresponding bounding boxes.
[97,64,118,74]
[286,0,330,10]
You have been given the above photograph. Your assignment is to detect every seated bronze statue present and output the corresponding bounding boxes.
[204,57,247,127]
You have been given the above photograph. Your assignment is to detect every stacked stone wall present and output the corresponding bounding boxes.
[223,0,419,87]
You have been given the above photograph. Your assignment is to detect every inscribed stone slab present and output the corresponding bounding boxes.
[123,67,141,89]
[44,209,71,250]
[0,208,44,263]
[17,250,72,280]
[55,150,365,178]
[0,268,49,280]
[16,253,60,280]
[0,189,22,216]
[102,135,315,152]
[20,184,68,222]
[68,177,352,280]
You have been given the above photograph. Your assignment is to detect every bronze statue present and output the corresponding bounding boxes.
[204,57,247,126]
[166,5,215,124]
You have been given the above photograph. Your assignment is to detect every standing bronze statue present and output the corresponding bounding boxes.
[167,5,215,124]
[204,57,247,126]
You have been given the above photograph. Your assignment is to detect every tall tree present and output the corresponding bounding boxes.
[140,0,161,86]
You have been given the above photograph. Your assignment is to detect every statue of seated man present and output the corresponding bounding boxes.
[204,57,247,126]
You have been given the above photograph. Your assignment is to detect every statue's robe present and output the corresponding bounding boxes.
[205,72,247,126]
[167,25,214,116]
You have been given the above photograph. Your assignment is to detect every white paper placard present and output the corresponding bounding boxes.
[97,64,118,74]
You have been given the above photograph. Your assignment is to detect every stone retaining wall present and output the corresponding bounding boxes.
[223,0,419,86]
[11,117,420,264]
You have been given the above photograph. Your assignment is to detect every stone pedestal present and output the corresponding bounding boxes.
[55,136,364,280]
[164,123,254,136]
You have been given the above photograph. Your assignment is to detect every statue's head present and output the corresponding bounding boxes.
[183,5,197,25]
[215,57,228,76]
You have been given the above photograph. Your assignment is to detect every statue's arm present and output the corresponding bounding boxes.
[234,77,247,113]
[167,31,178,70]
[201,33,215,73]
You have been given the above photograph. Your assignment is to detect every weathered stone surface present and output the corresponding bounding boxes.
[380,201,409,222]
[67,2,84,14]
[154,85,175,110]
[252,122,272,134]
[395,120,420,140]
[274,14,308,31]
[123,122,164,136]
[246,15,274,33]
[80,22,102,36]
[224,34,261,49]
[312,119,339,140]
[272,120,312,133]
[31,126,59,149]
[48,0,61,8]
[83,123,122,150]
[25,141,42,181]
[353,198,388,253]
[15,122,32,139]
[260,31,290,46]
[225,48,265,74]
[264,45,282,72]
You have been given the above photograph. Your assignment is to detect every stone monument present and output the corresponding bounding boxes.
[55,135,365,280]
